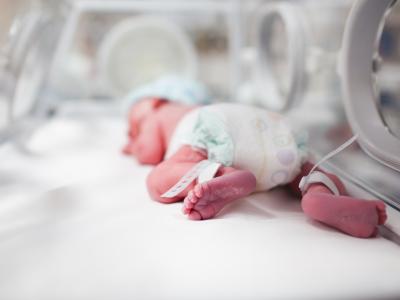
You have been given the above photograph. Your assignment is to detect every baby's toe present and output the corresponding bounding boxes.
[185,191,194,204]
[182,204,191,214]
[183,200,195,212]
[194,184,205,198]
[182,193,192,213]
[188,210,202,221]
[375,201,387,225]
[187,190,199,204]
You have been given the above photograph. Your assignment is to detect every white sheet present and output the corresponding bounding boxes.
[1,114,400,300]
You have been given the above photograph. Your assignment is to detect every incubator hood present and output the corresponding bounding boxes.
[0,0,242,145]
[339,0,400,234]
[245,0,400,233]
[308,0,400,234]
[247,0,352,111]
[0,0,400,234]
[341,0,400,172]
[39,0,242,101]
[0,0,68,143]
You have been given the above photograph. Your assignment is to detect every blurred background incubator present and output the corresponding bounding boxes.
[1,0,400,227]
[1,1,400,299]
[1,0,400,232]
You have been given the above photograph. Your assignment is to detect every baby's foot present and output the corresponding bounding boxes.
[182,170,256,220]
[336,200,387,238]
[303,193,387,238]
[182,183,222,220]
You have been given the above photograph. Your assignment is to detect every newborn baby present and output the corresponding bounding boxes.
[123,97,387,238]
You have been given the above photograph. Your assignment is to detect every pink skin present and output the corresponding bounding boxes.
[123,97,194,165]
[124,99,387,238]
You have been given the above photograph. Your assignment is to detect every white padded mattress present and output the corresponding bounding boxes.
[1,114,400,300]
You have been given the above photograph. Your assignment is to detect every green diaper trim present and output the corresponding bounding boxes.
[190,109,234,166]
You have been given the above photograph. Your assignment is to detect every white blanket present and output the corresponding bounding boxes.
[0,114,400,300]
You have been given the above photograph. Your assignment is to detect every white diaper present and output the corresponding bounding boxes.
[166,103,308,191]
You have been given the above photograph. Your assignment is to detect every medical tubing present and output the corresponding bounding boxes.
[303,134,359,186]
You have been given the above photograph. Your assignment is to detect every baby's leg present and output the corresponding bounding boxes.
[294,163,387,238]
[182,167,256,220]
[146,145,207,203]
[147,145,257,219]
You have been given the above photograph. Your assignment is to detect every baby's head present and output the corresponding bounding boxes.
[122,76,212,163]
[124,76,211,141]
[122,97,167,160]
[126,97,166,141]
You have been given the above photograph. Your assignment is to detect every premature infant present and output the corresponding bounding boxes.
[123,96,387,239]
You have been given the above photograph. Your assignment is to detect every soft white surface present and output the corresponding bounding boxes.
[1,115,400,300]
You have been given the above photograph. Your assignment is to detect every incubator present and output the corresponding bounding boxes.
[238,0,400,234]
[1,0,400,227]
[1,0,400,225]
[45,0,243,100]
[0,0,243,145]
[2,1,400,299]
[0,0,67,142]
[337,0,400,233]
[245,0,352,111]
[308,0,400,235]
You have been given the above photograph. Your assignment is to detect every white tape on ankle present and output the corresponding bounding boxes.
[299,135,358,196]
[299,171,340,196]
[161,160,221,198]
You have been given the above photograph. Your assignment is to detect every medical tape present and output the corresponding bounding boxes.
[198,161,221,183]
[161,160,220,198]
[299,134,359,195]
[299,171,340,196]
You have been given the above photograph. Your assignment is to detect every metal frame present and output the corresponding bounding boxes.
[341,0,400,172]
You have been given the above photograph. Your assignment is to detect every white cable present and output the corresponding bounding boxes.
[299,134,359,194]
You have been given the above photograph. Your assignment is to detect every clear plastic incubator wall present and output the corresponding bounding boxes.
[1,0,400,233]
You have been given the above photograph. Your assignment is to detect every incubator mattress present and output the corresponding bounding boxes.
[1,114,400,300]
